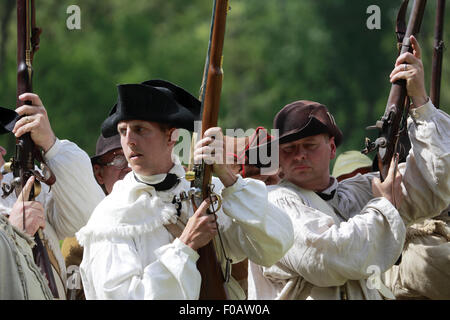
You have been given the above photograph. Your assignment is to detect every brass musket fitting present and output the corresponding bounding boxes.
[33,180,41,198]
[185,171,196,182]
[2,161,13,173]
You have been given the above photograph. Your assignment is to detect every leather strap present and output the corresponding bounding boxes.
[42,237,61,279]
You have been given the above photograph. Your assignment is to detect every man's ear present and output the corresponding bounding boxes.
[93,164,104,185]
[167,128,179,147]
[329,136,337,160]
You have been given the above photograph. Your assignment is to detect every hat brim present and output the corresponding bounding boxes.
[90,133,123,164]
[100,104,120,138]
[90,147,123,164]
[278,117,332,145]
[0,107,20,135]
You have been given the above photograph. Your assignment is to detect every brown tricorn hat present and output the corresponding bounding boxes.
[273,100,343,146]
[90,133,122,164]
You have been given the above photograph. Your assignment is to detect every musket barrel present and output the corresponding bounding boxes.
[15,0,59,299]
[199,0,228,196]
[430,0,445,108]
[195,0,230,300]
[17,0,33,107]
[378,0,427,180]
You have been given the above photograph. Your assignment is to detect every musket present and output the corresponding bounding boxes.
[363,0,427,181]
[186,0,230,299]
[395,0,409,52]
[430,0,445,109]
[2,0,59,298]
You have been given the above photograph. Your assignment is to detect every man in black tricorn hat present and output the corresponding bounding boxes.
[76,79,294,300]
[248,36,450,300]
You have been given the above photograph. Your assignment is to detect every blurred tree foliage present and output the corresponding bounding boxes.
[0,0,449,165]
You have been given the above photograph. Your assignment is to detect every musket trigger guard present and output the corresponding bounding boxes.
[1,182,14,199]
[208,191,222,213]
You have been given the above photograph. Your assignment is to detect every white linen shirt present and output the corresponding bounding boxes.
[0,138,105,298]
[248,100,450,300]
[77,160,294,300]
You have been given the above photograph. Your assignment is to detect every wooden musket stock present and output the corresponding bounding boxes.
[192,0,230,300]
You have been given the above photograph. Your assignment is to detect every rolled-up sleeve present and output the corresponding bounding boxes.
[270,190,405,287]
[44,139,105,238]
[80,237,201,300]
[400,102,450,225]
[335,102,450,227]
[216,176,294,267]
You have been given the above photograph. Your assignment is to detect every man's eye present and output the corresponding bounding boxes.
[282,147,294,153]
[135,127,145,134]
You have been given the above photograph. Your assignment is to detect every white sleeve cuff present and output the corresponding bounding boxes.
[43,138,62,160]
[155,237,200,262]
[409,98,436,121]
[221,175,245,198]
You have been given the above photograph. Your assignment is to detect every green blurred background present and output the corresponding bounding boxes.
[1,0,449,165]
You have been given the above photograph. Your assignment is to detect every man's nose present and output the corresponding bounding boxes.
[124,128,137,146]
[293,146,307,161]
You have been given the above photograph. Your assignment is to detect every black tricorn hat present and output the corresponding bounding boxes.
[90,133,122,164]
[101,79,201,137]
[274,100,343,146]
[0,107,20,135]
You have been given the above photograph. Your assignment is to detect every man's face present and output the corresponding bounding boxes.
[93,148,131,194]
[279,133,336,191]
[117,120,175,176]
